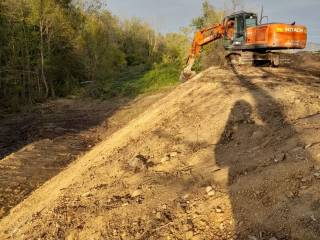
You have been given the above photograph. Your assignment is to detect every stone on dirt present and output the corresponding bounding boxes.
[185,231,194,239]
[129,154,153,171]
[183,193,190,199]
[205,186,213,193]
[156,211,162,220]
[208,191,215,197]
[274,152,286,163]
[160,156,170,163]
[81,192,93,198]
[131,189,143,198]
[169,152,178,157]
[215,206,223,213]
[313,172,320,179]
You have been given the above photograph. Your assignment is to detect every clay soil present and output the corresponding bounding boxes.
[0,53,320,240]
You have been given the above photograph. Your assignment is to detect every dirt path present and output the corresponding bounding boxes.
[0,92,169,220]
[0,58,320,240]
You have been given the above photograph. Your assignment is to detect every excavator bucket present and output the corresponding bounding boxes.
[180,58,196,82]
[180,69,196,82]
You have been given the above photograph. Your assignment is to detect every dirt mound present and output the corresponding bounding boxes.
[286,52,320,71]
[0,93,168,220]
[1,62,320,239]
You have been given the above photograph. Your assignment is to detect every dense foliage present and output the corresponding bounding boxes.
[0,0,189,110]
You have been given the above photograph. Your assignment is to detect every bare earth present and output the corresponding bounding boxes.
[0,53,320,240]
[0,93,168,219]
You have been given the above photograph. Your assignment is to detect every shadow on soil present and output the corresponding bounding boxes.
[0,98,132,160]
[259,67,320,88]
[214,65,320,239]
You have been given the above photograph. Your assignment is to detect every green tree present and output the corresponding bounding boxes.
[81,10,126,96]
[162,33,189,66]
[0,0,190,111]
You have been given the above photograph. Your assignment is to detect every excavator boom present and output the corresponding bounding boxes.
[189,24,225,58]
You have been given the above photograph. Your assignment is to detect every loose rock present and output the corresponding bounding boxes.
[129,154,153,171]
[313,172,320,179]
[183,193,190,200]
[215,206,223,213]
[160,156,170,163]
[131,189,143,198]
[185,231,194,239]
[156,212,162,220]
[169,152,178,157]
[206,186,213,193]
[274,152,286,163]
[305,144,313,149]
[81,192,93,198]
[208,190,215,197]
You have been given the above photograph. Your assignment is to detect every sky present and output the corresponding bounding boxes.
[106,0,320,43]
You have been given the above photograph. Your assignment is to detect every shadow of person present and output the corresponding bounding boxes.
[214,66,320,239]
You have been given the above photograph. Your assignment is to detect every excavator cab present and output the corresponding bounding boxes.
[223,12,258,49]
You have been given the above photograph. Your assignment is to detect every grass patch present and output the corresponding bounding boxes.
[110,63,180,97]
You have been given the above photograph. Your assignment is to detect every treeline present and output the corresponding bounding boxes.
[0,0,236,111]
[0,0,189,110]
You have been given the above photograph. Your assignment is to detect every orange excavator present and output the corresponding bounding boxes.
[181,11,307,81]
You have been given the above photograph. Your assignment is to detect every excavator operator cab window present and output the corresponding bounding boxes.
[245,15,257,27]
[234,16,245,44]
[233,14,257,45]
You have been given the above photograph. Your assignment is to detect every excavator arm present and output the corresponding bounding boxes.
[180,23,225,81]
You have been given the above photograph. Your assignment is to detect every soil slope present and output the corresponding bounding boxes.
[1,63,320,240]
[0,93,168,219]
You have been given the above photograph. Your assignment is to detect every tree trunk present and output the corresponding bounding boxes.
[46,22,55,98]
[40,0,49,98]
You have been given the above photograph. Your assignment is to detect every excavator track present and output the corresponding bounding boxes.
[226,51,283,67]
[180,52,286,82]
